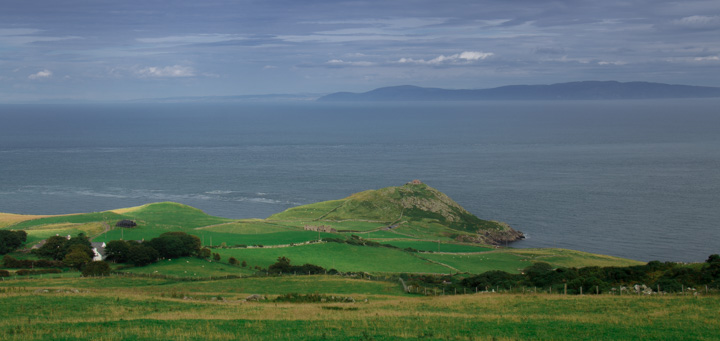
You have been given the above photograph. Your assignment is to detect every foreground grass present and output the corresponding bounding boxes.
[0,276,717,340]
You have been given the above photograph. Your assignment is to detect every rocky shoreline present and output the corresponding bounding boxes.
[454,225,525,246]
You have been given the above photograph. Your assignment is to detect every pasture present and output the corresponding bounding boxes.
[0,275,717,340]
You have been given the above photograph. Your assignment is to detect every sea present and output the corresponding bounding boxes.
[1,100,718,263]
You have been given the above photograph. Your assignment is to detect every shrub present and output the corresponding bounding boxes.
[127,243,159,266]
[16,269,62,276]
[105,240,131,263]
[0,270,9,277]
[63,249,91,270]
[198,247,211,259]
[147,232,201,259]
[2,255,63,268]
[115,220,137,228]
[82,261,111,277]
[0,230,27,255]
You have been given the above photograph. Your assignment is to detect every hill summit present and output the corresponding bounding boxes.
[269,181,524,245]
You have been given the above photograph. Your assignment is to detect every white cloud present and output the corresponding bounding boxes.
[694,56,720,61]
[136,65,195,78]
[0,28,81,45]
[28,69,52,79]
[672,15,720,30]
[597,61,627,66]
[326,59,375,67]
[397,51,494,65]
[137,34,243,45]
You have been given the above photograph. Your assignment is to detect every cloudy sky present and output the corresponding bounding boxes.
[2,0,719,101]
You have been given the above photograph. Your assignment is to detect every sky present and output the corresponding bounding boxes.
[1,0,719,102]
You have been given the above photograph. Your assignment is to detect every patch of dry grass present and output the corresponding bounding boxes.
[0,213,50,228]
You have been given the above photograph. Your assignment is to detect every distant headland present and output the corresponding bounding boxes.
[317,81,720,102]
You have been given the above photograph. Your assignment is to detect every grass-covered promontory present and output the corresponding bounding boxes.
[0,182,640,276]
[268,181,524,244]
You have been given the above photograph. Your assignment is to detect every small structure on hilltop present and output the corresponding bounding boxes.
[304,225,337,233]
[408,179,423,185]
[116,219,137,228]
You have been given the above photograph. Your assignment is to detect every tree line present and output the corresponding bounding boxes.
[405,255,720,294]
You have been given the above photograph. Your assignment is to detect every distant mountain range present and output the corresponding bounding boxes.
[317,81,720,102]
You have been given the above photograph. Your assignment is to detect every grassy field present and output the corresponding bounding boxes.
[378,240,494,253]
[214,243,453,274]
[0,275,717,340]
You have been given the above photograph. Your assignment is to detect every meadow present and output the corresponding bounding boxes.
[0,275,717,340]
[5,195,698,340]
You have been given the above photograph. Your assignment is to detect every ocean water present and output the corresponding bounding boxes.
[1,100,718,262]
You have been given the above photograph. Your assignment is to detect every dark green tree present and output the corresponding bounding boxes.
[268,256,292,274]
[228,257,238,265]
[198,247,211,259]
[82,261,111,277]
[147,232,201,258]
[104,240,131,263]
[127,243,159,266]
[63,248,91,270]
[34,236,68,260]
[62,233,93,258]
[0,230,27,254]
[213,253,221,261]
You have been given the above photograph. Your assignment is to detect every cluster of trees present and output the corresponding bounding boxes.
[33,233,95,270]
[406,255,720,294]
[2,255,64,268]
[325,235,399,249]
[0,230,28,255]
[105,232,201,266]
[267,256,326,275]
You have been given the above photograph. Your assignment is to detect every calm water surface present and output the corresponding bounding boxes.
[1,100,718,262]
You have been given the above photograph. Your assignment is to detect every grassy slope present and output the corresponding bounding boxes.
[2,198,642,276]
[268,183,508,237]
[0,276,717,340]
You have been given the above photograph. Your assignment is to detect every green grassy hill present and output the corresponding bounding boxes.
[268,181,524,244]
[1,184,643,277]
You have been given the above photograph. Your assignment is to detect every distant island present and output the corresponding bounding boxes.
[317,81,720,101]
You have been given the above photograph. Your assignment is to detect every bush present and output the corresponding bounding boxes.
[64,248,92,270]
[2,255,63,268]
[0,230,27,255]
[198,247,211,259]
[268,257,326,275]
[147,232,201,259]
[16,269,62,276]
[228,257,238,265]
[127,243,159,266]
[0,270,9,277]
[105,240,131,263]
[82,261,111,277]
[115,220,137,228]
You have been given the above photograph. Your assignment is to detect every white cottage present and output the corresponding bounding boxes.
[91,242,106,261]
